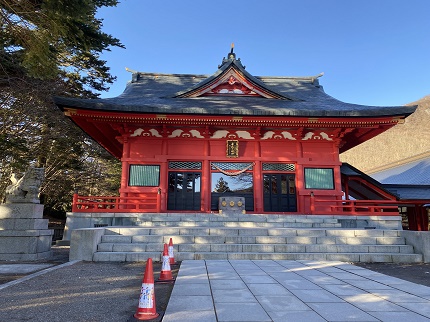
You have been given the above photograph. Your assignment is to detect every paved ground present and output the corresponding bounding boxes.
[166,260,430,322]
[1,247,430,321]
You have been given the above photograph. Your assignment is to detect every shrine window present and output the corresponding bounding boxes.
[129,165,160,186]
[304,168,334,190]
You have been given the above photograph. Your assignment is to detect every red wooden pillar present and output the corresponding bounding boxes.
[202,159,210,212]
[424,207,430,231]
[417,205,429,231]
[310,191,315,215]
[159,161,168,212]
[343,176,350,200]
[407,207,417,230]
[254,133,263,213]
[201,131,211,212]
[159,132,168,212]
[120,136,130,198]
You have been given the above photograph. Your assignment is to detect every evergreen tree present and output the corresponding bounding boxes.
[214,177,231,193]
[0,0,124,217]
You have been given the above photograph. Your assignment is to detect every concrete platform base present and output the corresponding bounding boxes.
[0,204,53,261]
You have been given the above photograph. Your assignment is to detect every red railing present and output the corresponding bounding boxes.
[72,193,161,213]
[310,198,399,216]
[71,193,399,216]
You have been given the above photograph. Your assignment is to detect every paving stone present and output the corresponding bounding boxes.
[345,279,396,291]
[212,289,256,303]
[371,289,430,303]
[215,302,271,322]
[165,295,214,311]
[256,294,309,311]
[210,279,247,290]
[290,288,345,303]
[162,310,217,322]
[240,275,277,284]
[392,283,430,297]
[267,310,326,322]
[305,275,346,285]
[278,278,323,290]
[320,284,367,296]
[170,279,210,294]
[395,301,430,316]
[367,311,430,322]
[247,283,292,296]
[308,302,379,321]
[341,293,409,312]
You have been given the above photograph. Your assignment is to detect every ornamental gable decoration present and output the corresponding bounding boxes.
[174,45,295,100]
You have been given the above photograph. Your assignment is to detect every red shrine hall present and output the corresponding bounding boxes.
[55,48,423,223]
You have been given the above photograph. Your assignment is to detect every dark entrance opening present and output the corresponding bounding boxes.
[167,172,201,210]
[263,174,297,212]
[211,172,254,212]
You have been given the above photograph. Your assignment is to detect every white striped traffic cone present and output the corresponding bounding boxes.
[134,258,159,320]
[168,238,176,265]
[157,243,174,283]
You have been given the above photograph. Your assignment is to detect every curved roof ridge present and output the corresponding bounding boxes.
[259,73,324,80]
[172,50,301,101]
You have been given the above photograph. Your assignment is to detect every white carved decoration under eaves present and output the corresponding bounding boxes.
[211,130,254,139]
[130,128,163,137]
[302,131,333,141]
[168,129,205,138]
[261,131,297,140]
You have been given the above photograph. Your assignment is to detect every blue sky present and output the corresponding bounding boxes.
[97,0,430,106]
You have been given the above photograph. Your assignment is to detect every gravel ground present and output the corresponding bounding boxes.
[355,262,430,287]
[0,247,178,322]
[0,260,179,322]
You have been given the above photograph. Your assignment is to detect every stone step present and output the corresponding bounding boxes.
[135,214,339,223]
[135,221,341,228]
[92,251,423,263]
[103,227,401,238]
[97,242,415,254]
[91,219,421,263]
[100,234,407,245]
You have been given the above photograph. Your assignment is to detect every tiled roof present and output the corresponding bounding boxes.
[342,163,430,201]
[54,52,416,118]
[371,157,430,185]
[383,185,430,200]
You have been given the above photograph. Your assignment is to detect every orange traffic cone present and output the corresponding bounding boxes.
[168,238,176,265]
[157,243,175,283]
[134,258,159,320]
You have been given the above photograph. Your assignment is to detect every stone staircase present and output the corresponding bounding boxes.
[90,214,423,263]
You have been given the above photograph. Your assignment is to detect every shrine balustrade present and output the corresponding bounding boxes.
[310,197,400,216]
[71,193,400,215]
[71,193,161,213]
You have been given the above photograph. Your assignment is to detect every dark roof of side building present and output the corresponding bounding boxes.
[342,162,430,201]
[54,49,417,118]
[383,185,430,200]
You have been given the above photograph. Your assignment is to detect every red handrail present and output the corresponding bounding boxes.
[72,193,160,213]
[311,198,399,216]
[72,193,399,216]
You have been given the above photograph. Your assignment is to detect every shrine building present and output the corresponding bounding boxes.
[54,48,418,228]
